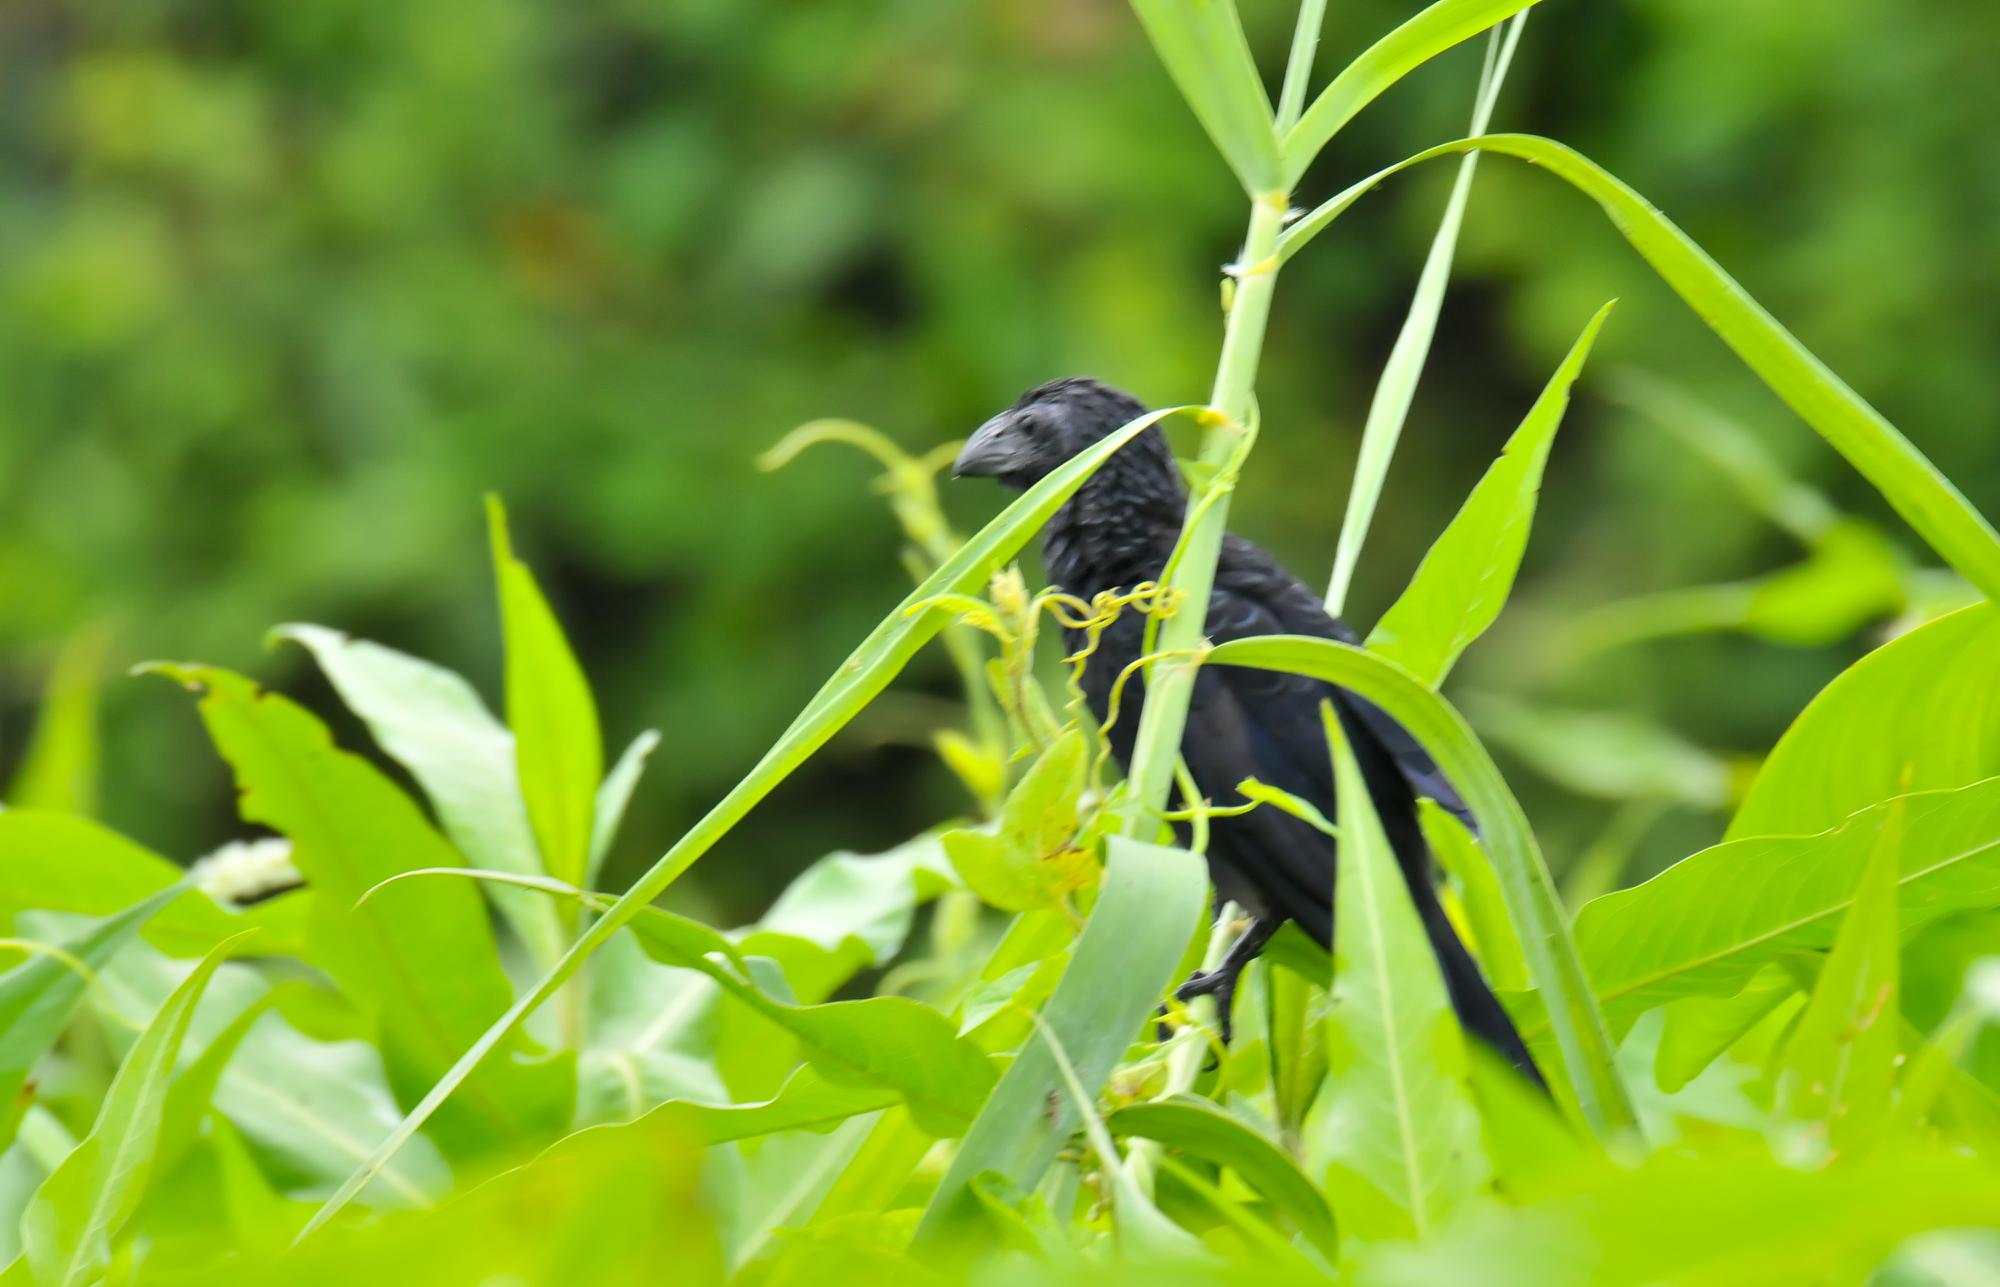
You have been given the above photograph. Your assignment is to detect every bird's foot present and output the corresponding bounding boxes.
[1174,960,1247,1047]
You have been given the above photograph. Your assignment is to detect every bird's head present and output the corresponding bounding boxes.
[952,377,1150,490]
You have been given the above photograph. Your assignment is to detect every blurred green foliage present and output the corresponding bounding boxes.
[1,0,1995,911]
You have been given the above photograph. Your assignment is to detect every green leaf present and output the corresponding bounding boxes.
[618,905,996,1137]
[1281,0,1541,185]
[488,495,604,891]
[1776,798,1903,1156]
[1204,635,1635,1138]
[1314,706,1490,1238]
[943,729,1093,913]
[276,624,564,965]
[1729,603,2000,840]
[146,663,572,1155]
[1419,800,1527,994]
[1108,1094,1338,1259]
[1653,966,1798,1094]
[1128,0,1282,194]
[1283,136,2000,603]
[1573,779,2000,1034]
[20,935,241,1287]
[0,812,302,960]
[1467,696,1733,809]
[751,834,957,991]
[916,836,1207,1241]
[0,889,181,1153]
[651,1066,896,1145]
[1355,1147,2000,1287]
[588,729,660,891]
[302,405,1193,1234]
[1325,15,1527,615]
[1368,302,1613,686]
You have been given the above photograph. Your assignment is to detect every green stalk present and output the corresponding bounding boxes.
[1117,190,1288,836]
[1275,0,1330,132]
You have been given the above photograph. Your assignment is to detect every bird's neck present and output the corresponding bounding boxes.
[1040,432,1187,597]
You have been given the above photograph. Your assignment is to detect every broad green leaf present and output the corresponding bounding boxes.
[748,834,957,998]
[1282,136,2000,602]
[1729,603,2000,839]
[488,495,603,891]
[1314,708,1489,1238]
[1653,966,1797,1094]
[651,1067,895,1145]
[20,935,240,1287]
[1463,1043,1592,1202]
[588,729,660,890]
[943,729,1093,912]
[619,905,995,1137]
[0,889,180,1153]
[1368,302,1612,686]
[0,812,298,960]
[303,406,1191,1234]
[1128,0,1281,194]
[217,1015,452,1209]
[276,624,564,965]
[147,664,572,1155]
[1108,1094,1338,1258]
[1776,798,1902,1156]
[1574,780,2000,1034]
[1205,635,1635,1137]
[1325,15,1527,616]
[4,631,104,816]
[1357,1147,2000,1287]
[1419,800,1527,993]
[1281,0,1541,185]
[916,836,1207,1242]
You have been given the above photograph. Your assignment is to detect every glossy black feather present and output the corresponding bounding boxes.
[957,377,1540,1080]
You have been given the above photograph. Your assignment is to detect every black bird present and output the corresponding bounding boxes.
[954,376,1540,1081]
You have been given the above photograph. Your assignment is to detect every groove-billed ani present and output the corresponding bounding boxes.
[954,376,1540,1081]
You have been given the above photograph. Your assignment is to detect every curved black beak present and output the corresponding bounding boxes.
[952,413,1025,479]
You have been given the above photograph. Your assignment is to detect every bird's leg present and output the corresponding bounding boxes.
[1173,917,1278,1045]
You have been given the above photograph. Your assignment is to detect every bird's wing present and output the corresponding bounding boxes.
[1209,534,1475,831]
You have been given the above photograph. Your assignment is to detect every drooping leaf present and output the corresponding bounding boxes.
[1653,966,1798,1094]
[1572,780,2000,1034]
[916,836,1207,1242]
[146,663,572,1155]
[1205,635,1634,1137]
[1282,136,2000,603]
[1128,0,1282,194]
[303,406,1193,1233]
[1108,1094,1338,1258]
[276,623,564,964]
[20,936,241,1287]
[1313,707,1490,1238]
[488,496,604,892]
[1368,301,1612,686]
[1729,603,2000,839]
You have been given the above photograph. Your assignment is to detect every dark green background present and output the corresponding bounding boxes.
[2,0,1994,919]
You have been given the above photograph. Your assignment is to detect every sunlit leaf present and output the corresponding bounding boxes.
[1368,302,1612,686]
[1128,0,1281,194]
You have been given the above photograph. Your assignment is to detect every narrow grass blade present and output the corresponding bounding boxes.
[1129,0,1282,194]
[589,729,660,889]
[5,630,105,816]
[20,934,245,1287]
[300,408,1190,1237]
[1326,14,1527,615]
[1316,707,1490,1238]
[1282,0,1540,185]
[1204,635,1636,1137]
[915,836,1206,1243]
[1366,301,1613,685]
[1281,134,2000,600]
